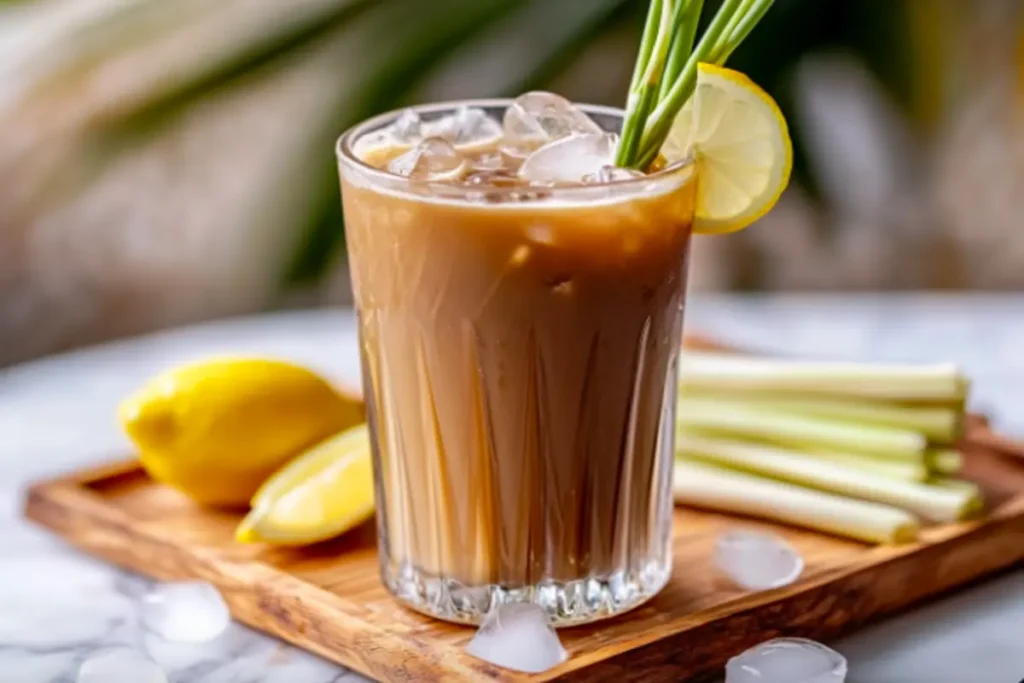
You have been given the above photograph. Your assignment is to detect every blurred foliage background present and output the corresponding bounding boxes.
[2,0,1023,365]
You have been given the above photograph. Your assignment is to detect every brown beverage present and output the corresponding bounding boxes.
[337,99,696,625]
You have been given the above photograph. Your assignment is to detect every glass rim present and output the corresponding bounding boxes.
[335,98,695,201]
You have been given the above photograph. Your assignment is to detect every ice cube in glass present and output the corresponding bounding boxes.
[387,138,466,180]
[503,91,602,145]
[517,133,619,185]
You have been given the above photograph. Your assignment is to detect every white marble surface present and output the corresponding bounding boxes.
[2,294,1024,682]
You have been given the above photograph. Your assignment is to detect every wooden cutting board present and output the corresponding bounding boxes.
[23,416,1024,682]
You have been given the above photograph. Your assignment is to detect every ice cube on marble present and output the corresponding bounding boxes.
[424,106,503,148]
[517,133,619,185]
[714,529,804,590]
[582,165,645,184]
[503,91,602,144]
[726,638,847,683]
[141,580,230,643]
[387,138,466,180]
[78,649,168,683]
[465,603,568,673]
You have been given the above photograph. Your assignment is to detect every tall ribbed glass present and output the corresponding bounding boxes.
[336,101,695,626]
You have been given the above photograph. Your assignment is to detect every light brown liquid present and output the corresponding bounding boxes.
[342,142,695,613]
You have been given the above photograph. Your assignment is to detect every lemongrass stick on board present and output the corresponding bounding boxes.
[673,459,920,544]
[677,434,981,522]
[678,351,968,402]
[928,448,964,475]
[930,477,985,518]
[809,450,929,482]
[676,397,927,461]
[679,390,964,444]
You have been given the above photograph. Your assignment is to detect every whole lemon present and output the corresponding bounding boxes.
[119,358,363,507]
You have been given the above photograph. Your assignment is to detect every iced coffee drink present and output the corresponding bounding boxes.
[337,95,696,625]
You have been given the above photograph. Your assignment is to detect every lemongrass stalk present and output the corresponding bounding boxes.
[678,434,980,522]
[930,477,985,517]
[710,0,776,63]
[673,460,919,544]
[723,0,758,31]
[930,477,984,515]
[928,448,963,475]
[616,0,664,166]
[676,397,927,461]
[930,476,979,493]
[616,72,661,167]
[634,0,743,168]
[713,0,757,57]
[679,390,964,444]
[627,0,665,93]
[617,0,675,165]
[657,0,704,101]
[637,0,777,166]
[810,450,930,483]
[678,352,968,403]
[619,0,775,168]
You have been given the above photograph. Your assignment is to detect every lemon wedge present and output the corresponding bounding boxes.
[119,358,363,507]
[236,423,375,545]
[664,63,792,235]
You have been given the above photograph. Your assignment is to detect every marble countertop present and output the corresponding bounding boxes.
[3,294,1024,682]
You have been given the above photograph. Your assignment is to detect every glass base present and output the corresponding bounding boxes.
[381,558,672,627]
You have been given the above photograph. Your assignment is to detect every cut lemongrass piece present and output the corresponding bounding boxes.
[679,391,964,444]
[673,459,919,544]
[678,352,968,402]
[930,477,984,512]
[810,450,929,483]
[677,434,981,522]
[930,476,980,493]
[928,448,964,475]
[676,397,927,461]
[930,477,985,517]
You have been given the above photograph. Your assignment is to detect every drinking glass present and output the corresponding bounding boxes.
[336,100,696,625]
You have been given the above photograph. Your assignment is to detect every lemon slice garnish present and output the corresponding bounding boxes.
[664,63,792,235]
[236,424,375,545]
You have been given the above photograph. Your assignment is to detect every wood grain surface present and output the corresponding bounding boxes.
[22,418,1024,682]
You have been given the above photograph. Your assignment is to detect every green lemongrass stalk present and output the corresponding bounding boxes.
[633,0,744,168]
[617,0,778,168]
[626,0,665,93]
[809,450,930,483]
[717,0,757,43]
[656,0,704,101]
[678,434,981,522]
[709,0,775,63]
[928,448,964,475]
[679,390,964,444]
[617,0,673,165]
[676,397,927,461]
[717,0,756,38]
[678,352,969,403]
[673,459,920,544]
